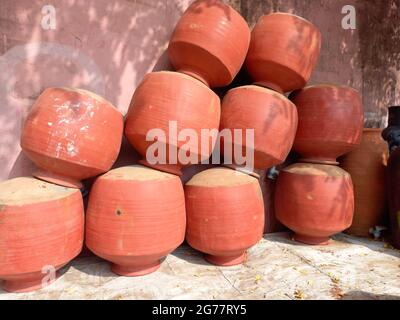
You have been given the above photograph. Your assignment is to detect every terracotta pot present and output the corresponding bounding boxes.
[0,177,84,293]
[86,166,186,276]
[340,129,388,237]
[245,13,321,93]
[291,85,364,164]
[20,87,124,189]
[220,85,298,170]
[275,163,354,245]
[185,167,264,266]
[124,71,221,176]
[382,106,400,248]
[168,0,250,87]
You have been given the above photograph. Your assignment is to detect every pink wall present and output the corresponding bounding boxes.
[0,0,191,180]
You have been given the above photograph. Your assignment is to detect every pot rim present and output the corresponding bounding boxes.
[299,83,359,93]
[262,12,319,31]
[145,71,215,92]
[227,85,291,103]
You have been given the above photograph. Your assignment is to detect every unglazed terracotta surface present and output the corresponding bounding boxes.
[185,167,264,266]
[340,129,388,237]
[245,13,321,93]
[0,177,84,293]
[168,0,250,87]
[275,163,354,245]
[20,88,124,188]
[124,71,221,175]
[291,84,364,164]
[85,165,186,276]
[220,85,298,170]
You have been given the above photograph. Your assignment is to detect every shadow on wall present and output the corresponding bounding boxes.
[0,0,191,181]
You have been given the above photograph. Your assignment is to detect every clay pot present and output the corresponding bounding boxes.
[291,85,364,164]
[20,87,124,189]
[86,166,186,276]
[220,85,298,170]
[275,163,354,245]
[124,71,221,176]
[382,106,400,248]
[168,0,250,87]
[245,13,321,93]
[0,177,84,293]
[340,129,388,237]
[185,168,264,266]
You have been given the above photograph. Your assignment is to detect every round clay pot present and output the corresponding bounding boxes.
[245,13,321,93]
[185,167,264,266]
[20,87,124,188]
[124,71,221,176]
[275,163,354,245]
[291,84,364,164]
[168,0,250,87]
[86,166,186,276]
[0,177,84,293]
[340,129,388,237]
[220,85,298,170]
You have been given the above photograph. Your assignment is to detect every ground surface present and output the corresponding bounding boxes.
[1,232,399,300]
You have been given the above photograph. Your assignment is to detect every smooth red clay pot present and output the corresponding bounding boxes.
[21,87,124,189]
[340,129,388,237]
[86,166,186,276]
[185,167,264,266]
[291,84,364,165]
[220,85,298,170]
[0,177,84,293]
[124,71,221,176]
[168,0,250,87]
[245,13,321,93]
[275,163,354,245]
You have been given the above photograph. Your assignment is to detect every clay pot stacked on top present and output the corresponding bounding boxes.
[125,0,250,175]
[185,168,264,266]
[0,177,84,293]
[245,13,322,94]
[86,166,186,276]
[0,87,122,292]
[275,85,364,245]
[220,13,321,172]
[340,129,388,237]
[21,87,124,189]
[124,72,220,176]
[168,0,250,88]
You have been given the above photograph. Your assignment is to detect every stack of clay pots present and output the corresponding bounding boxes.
[0,88,124,292]
[0,0,370,294]
[123,0,267,267]
[275,86,364,245]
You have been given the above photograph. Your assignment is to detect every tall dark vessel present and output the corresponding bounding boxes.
[382,106,400,248]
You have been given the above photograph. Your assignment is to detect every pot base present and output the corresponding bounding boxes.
[2,275,58,293]
[298,158,339,166]
[293,233,331,245]
[33,170,83,189]
[138,160,183,176]
[111,261,161,277]
[204,252,247,266]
